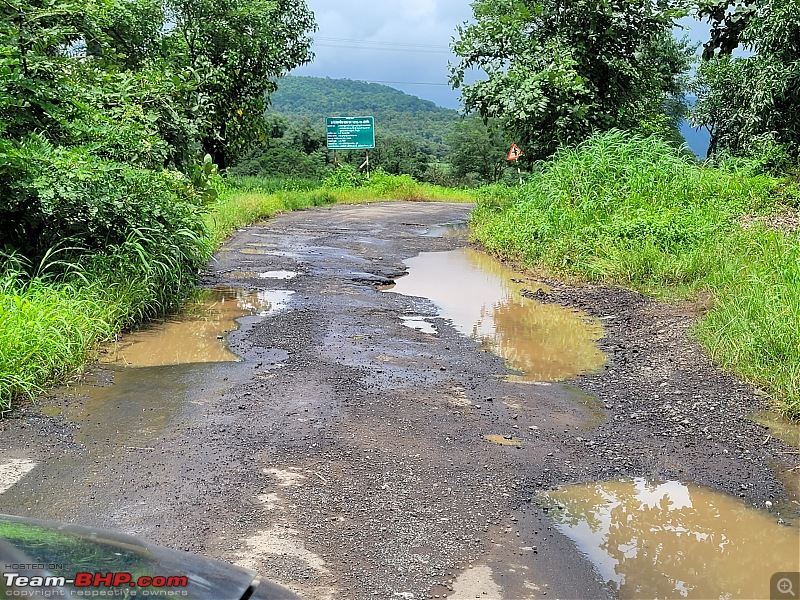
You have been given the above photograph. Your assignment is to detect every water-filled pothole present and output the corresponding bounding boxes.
[400,315,438,334]
[385,248,606,381]
[541,478,800,599]
[101,287,294,367]
[422,223,469,238]
[484,435,523,447]
[226,270,299,280]
[752,411,800,449]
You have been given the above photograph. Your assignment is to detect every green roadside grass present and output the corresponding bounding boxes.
[470,130,800,419]
[0,171,473,412]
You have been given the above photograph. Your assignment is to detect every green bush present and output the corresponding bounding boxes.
[0,137,206,265]
[229,146,328,180]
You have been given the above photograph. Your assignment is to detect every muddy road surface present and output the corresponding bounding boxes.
[2,202,799,600]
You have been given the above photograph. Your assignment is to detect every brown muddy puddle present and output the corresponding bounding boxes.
[385,248,606,381]
[541,478,800,599]
[484,434,523,447]
[753,411,800,449]
[101,287,294,367]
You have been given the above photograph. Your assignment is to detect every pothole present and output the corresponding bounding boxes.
[540,478,800,599]
[484,435,523,447]
[400,315,438,334]
[101,287,294,367]
[385,248,606,382]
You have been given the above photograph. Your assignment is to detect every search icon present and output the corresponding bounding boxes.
[774,574,800,599]
[779,578,797,597]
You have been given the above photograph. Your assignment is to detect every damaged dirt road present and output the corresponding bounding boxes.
[2,201,799,599]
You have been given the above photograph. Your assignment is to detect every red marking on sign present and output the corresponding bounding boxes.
[507,143,523,161]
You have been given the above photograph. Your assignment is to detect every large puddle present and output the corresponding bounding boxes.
[385,248,606,381]
[101,287,293,367]
[541,478,800,599]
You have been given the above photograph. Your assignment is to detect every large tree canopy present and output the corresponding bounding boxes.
[0,0,315,260]
[692,0,800,164]
[165,0,315,168]
[450,0,693,160]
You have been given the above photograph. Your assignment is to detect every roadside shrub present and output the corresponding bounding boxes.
[323,164,365,189]
[0,137,206,266]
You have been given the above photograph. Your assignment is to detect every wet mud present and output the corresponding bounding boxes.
[1,201,798,600]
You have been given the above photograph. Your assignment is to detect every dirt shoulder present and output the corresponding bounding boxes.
[1,201,797,600]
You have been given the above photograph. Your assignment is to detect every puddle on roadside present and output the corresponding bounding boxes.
[385,248,606,381]
[753,411,800,449]
[400,315,438,334]
[484,435,523,447]
[51,365,193,444]
[422,223,469,238]
[259,270,298,280]
[101,287,294,367]
[541,478,800,599]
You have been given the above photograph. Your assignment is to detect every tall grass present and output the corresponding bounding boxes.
[471,131,800,419]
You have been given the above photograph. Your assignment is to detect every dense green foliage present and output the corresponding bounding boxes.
[692,0,800,165]
[450,0,695,160]
[470,131,800,417]
[166,0,315,168]
[446,117,510,184]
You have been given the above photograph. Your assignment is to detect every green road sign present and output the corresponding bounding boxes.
[326,116,375,150]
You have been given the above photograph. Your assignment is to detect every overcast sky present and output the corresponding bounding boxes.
[292,1,711,110]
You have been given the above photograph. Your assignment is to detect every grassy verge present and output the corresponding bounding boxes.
[470,130,800,419]
[0,171,473,412]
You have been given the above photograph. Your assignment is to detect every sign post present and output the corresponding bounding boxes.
[507,143,523,184]
[326,116,376,177]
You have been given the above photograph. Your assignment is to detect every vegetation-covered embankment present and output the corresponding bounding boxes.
[471,131,800,419]
[0,170,472,412]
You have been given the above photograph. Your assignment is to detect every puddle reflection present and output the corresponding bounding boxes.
[542,478,800,599]
[386,248,605,381]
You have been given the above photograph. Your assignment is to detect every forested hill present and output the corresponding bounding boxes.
[269,76,460,155]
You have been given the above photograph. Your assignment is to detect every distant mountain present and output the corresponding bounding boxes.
[269,76,460,158]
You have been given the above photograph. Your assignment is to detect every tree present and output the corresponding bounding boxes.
[696,1,755,60]
[692,0,800,165]
[446,116,508,183]
[164,0,316,169]
[449,0,694,160]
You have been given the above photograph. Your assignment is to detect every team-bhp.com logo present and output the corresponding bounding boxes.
[4,571,189,597]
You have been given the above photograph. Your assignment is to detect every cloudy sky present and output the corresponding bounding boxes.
[293,1,711,109]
